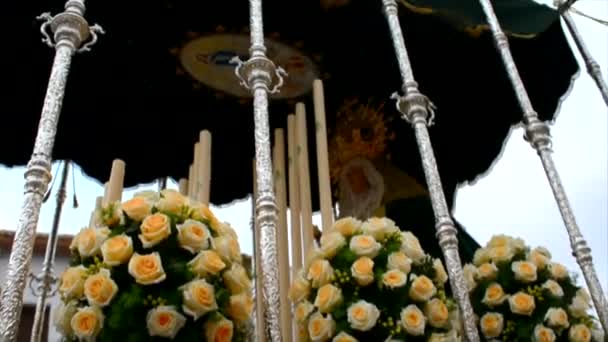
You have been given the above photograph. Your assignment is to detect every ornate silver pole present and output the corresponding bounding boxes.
[559,3,608,106]
[0,1,102,340]
[380,1,480,340]
[29,160,70,342]
[477,0,608,333]
[232,1,286,340]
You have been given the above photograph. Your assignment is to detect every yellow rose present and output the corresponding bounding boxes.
[314,284,343,313]
[101,234,134,266]
[218,222,238,239]
[433,259,448,285]
[190,201,221,232]
[59,265,87,300]
[307,259,334,288]
[146,305,186,339]
[488,245,514,263]
[347,300,380,331]
[189,250,226,276]
[204,316,234,342]
[477,263,498,281]
[320,231,346,258]
[548,262,569,280]
[84,268,118,307]
[479,312,503,338]
[463,264,478,292]
[428,331,459,342]
[400,304,426,336]
[382,269,407,289]
[332,331,358,342]
[223,263,252,295]
[351,257,375,286]
[473,248,491,266]
[349,235,381,258]
[400,231,426,262]
[52,300,78,336]
[128,252,166,285]
[361,217,398,241]
[181,279,218,320]
[482,283,508,307]
[304,246,325,271]
[534,324,556,342]
[511,261,538,283]
[157,189,187,215]
[295,300,315,323]
[177,219,211,253]
[528,247,551,270]
[139,213,171,248]
[544,307,570,329]
[307,312,336,342]
[409,275,437,302]
[387,252,412,274]
[226,292,253,323]
[121,196,152,221]
[542,279,564,298]
[72,227,110,258]
[487,235,512,248]
[569,324,592,342]
[289,272,311,302]
[511,237,526,252]
[70,306,104,340]
[509,292,536,316]
[94,201,124,227]
[213,235,242,263]
[332,217,362,237]
[424,299,449,328]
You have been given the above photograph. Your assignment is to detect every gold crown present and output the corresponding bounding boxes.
[328,99,395,185]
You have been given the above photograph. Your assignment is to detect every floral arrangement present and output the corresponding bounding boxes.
[465,234,604,342]
[289,216,461,341]
[53,189,252,342]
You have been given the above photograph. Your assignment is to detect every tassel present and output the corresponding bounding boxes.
[71,160,78,208]
[43,188,52,203]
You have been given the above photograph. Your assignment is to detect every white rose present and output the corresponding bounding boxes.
[361,217,398,241]
[424,298,449,328]
[473,248,491,266]
[307,258,335,288]
[294,300,315,323]
[73,226,110,258]
[482,283,508,307]
[511,237,526,252]
[332,331,358,342]
[511,261,538,283]
[53,300,78,337]
[177,219,211,253]
[476,263,498,281]
[400,232,426,262]
[128,252,167,285]
[101,234,134,266]
[351,256,375,286]
[218,222,238,239]
[70,306,104,340]
[59,265,88,300]
[488,245,515,263]
[189,250,226,276]
[545,307,570,329]
[534,324,557,342]
[542,280,564,298]
[487,235,513,248]
[139,213,171,248]
[181,279,218,320]
[314,284,343,313]
[350,235,382,258]
[433,259,448,285]
[463,264,478,292]
[121,196,152,222]
[509,292,536,316]
[528,247,551,270]
[400,304,426,336]
[226,292,254,323]
[569,324,592,342]
[157,189,187,215]
[223,263,252,295]
[146,305,186,339]
[308,312,336,342]
[213,235,242,263]
[479,312,504,339]
[569,295,590,318]
[409,274,436,302]
[347,300,380,331]
[204,316,234,342]
[549,262,569,280]
[387,252,412,274]
[320,231,346,258]
[592,323,605,342]
[84,268,118,307]
[383,269,408,289]
[332,217,362,237]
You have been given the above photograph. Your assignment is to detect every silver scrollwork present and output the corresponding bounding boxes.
[37,8,104,53]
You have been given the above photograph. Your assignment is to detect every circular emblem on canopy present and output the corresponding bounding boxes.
[179,34,319,99]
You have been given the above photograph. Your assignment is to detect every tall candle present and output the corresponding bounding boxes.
[106,159,125,204]
[287,114,303,274]
[296,103,315,255]
[313,79,334,231]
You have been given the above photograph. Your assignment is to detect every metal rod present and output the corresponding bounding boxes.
[560,7,608,106]
[30,161,70,342]
[380,1,481,340]
[0,1,102,339]
[477,0,608,334]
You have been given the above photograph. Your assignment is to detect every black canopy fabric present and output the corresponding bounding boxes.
[0,0,577,208]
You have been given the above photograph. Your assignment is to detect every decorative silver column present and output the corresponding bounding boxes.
[0,1,102,340]
[477,0,608,334]
[232,0,287,340]
[380,1,480,340]
[29,161,70,342]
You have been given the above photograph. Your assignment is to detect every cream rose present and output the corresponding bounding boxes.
[387,251,412,274]
[122,196,152,221]
[218,222,238,239]
[542,279,564,298]
[139,213,171,248]
[146,305,186,339]
[569,324,592,342]
[400,304,426,336]
[549,262,569,280]
[213,235,242,263]
[295,300,315,323]
[383,269,408,289]
[409,274,437,302]
[177,219,211,253]
[534,324,557,342]
[204,316,234,342]
[433,259,448,285]
[53,300,78,336]
[425,298,449,328]
[487,235,512,248]
[511,237,526,252]
[428,331,458,342]
[190,202,221,232]
[320,231,346,258]
[73,226,110,258]
[289,272,311,302]
[181,279,218,320]
[95,201,124,227]
[463,264,478,292]
[308,259,335,288]
[545,307,570,329]
[314,284,343,313]
[351,256,375,286]
[101,234,133,266]
[473,248,491,266]
[59,265,88,300]
[488,245,515,263]
[332,331,358,342]
[226,292,254,323]
[361,217,398,241]
[528,247,551,270]
[569,294,590,318]
[482,283,508,307]
[479,312,503,338]
[70,306,104,340]
[157,189,187,215]
[128,252,166,285]
[308,312,336,342]
[189,250,226,276]
[223,263,252,295]
[512,261,538,283]
[347,300,380,331]
[84,268,118,307]
[509,292,536,316]
[477,263,498,281]
[332,217,362,237]
[133,190,160,202]
[401,231,426,262]
[350,234,382,258]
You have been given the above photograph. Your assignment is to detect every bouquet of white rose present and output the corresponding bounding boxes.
[289,217,461,341]
[54,189,252,342]
[466,234,604,342]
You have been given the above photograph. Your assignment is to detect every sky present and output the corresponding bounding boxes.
[0,1,606,292]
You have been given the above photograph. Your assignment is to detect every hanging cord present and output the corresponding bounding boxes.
[556,0,608,27]
[570,7,608,27]
[71,161,78,208]
[43,161,62,203]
